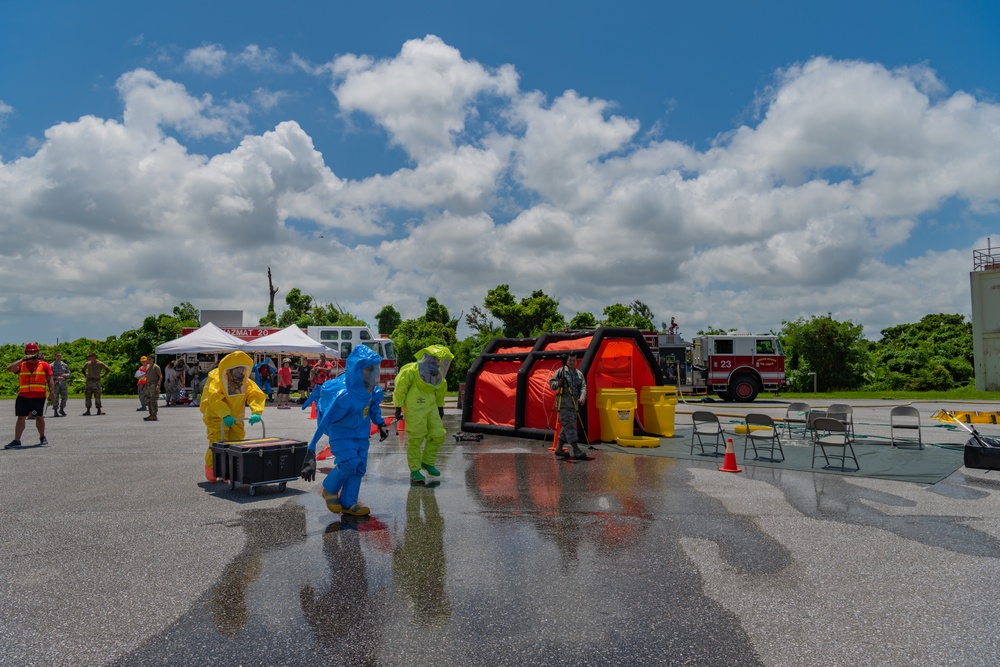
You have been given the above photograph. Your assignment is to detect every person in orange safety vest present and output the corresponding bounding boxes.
[5,342,55,450]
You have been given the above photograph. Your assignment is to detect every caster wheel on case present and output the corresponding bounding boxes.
[278,482,287,492]
[248,486,257,496]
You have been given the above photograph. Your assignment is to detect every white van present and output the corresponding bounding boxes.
[305,326,397,391]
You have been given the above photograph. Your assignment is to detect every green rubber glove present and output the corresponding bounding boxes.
[223,415,236,428]
[248,413,262,426]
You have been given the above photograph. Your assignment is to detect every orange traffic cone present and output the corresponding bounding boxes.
[396,417,405,432]
[309,403,317,420]
[719,438,742,473]
[316,446,332,461]
[369,415,395,435]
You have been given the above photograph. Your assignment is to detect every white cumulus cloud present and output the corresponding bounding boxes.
[2,38,1000,344]
[331,35,519,160]
[183,43,228,75]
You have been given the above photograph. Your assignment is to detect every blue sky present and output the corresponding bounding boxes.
[2,0,1000,346]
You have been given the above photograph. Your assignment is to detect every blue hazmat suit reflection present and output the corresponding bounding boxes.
[304,344,385,510]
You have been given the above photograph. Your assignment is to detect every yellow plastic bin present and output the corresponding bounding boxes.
[597,388,637,442]
[639,386,677,437]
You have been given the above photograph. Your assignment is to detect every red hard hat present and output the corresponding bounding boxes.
[25,342,39,354]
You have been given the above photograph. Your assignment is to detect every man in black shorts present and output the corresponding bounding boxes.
[6,342,55,449]
[297,360,313,404]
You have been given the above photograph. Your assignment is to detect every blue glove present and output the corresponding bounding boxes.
[222,415,236,428]
[249,413,262,426]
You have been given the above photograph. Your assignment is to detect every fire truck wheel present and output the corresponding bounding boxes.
[729,376,759,402]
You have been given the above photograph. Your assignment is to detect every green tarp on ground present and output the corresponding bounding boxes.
[597,426,965,484]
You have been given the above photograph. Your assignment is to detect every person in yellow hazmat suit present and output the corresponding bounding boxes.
[200,351,267,482]
[393,345,453,484]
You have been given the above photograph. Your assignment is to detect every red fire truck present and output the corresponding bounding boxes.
[690,334,786,402]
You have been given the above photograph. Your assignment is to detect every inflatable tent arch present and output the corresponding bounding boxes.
[461,327,664,442]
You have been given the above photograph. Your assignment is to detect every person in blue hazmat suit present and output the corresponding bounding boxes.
[300,344,388,517]
[393,345,453,484]
[200,351,267,482]
[252,357,277,401]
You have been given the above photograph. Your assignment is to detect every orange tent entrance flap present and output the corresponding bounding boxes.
[586,339,658,440]
[524,337,591,431]
[524,358,564,430]
[592,339,640,387]
[470,360,520,426]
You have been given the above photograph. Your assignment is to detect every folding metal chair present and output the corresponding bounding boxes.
[691,411,724,456]
[743,413,784,462]
[889,406,923,449]
[825,403,855,442]
[811,417,860,471]
[782,402,811,439]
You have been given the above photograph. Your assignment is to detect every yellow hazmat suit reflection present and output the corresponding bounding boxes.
[392,487,451,627]
[200,351,267,482]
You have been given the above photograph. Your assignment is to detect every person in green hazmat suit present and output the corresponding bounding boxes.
[200,351,267,483]
[393,345,453,484]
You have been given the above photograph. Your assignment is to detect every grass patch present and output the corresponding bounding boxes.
[775,387,1000,402]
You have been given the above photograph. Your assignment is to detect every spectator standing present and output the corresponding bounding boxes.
[50,351,70,417]
[5,343,54,449]
[164,361,179,406]
[143,358,162,422]
[81,351,111,416]
[276,358,293,409]
[311,354,333,394]
[190,370,204,406]
[297,360,312,404]
[135,356,149,411]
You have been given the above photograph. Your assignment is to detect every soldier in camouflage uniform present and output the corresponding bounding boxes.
[81,352,110,416]
[549,354,589,461]
[50,352,71,417]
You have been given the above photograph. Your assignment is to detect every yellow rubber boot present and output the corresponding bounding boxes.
[321,490,342,513]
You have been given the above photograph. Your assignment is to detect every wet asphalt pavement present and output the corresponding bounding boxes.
[2,397,999,666]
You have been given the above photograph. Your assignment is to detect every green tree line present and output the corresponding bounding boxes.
[0,302,200,397]
[1,286,976,396]
[778,312,973,392]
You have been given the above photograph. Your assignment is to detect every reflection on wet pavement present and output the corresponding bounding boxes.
[108,419,1000,666]
[392,487,450,627]
[299,517,390,664]
[208,505,306,637]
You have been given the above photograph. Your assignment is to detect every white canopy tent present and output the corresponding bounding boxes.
[154,322,245,355]
[240,325,334,358]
